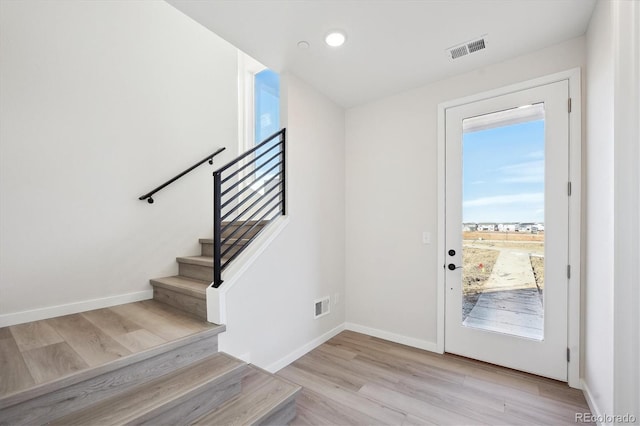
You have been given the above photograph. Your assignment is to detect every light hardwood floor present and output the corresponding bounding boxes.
[279,331,592,425]
[0,300,214,397]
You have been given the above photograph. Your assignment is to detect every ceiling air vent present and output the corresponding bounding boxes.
[467,38,486,53]
[447,35,487,60]
[450,45,469,59]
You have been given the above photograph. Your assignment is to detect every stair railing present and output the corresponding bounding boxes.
[212,129,286,287]
[139,147,227,204]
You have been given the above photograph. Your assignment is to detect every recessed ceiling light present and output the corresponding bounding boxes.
[325,31,346,47]
[297,41,310,49]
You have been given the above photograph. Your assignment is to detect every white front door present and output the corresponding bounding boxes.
[444,80,570,381]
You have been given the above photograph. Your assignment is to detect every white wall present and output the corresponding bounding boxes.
[345,37,585,348]
[0,0,239,323]
[612,0,640,420]
[583,0,615,417]
[583,2,640,421]
[217,73,346,370]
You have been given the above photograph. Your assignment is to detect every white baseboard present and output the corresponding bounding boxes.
[247,322,439,374]
[345,322,440,353]
[264,323,346,373]
[0,290,153,327]
[581,379,606,426]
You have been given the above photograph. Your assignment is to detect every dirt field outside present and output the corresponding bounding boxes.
[464,231,544,242]
[466,239,544,255]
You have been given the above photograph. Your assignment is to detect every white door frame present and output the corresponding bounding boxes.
[436,68,582,388]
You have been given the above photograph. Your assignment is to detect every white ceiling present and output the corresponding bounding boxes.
[167,0,596,108]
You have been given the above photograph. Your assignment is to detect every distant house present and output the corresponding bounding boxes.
[498,223,518,232]
[462,223,478,232]
[478,223,498,231]
[517,223,535,232]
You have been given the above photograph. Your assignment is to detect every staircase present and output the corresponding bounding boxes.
[0,221,298,425]
[149,221,267,321]
[0,130,292,425]
[0,301,300,425]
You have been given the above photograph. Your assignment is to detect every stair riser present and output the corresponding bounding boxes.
[221,226,265,240]
[141,368,244,426]
[179,263,213,282]
[153,287,207,320]
[258,399,297,426]
[201,242,246,258]
[192,365,301,425]
[222,220,266,229]
[0,334,219,425]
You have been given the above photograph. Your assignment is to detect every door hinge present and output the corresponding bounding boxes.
[567,348,571,362]
[567,265,571,279]
[568,98,572,113]
[568,181,572,196]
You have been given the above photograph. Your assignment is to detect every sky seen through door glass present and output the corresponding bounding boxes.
[462,120,545,223]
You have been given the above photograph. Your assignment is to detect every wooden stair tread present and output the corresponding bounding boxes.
[52,353,245,425]
[194,365,301,425]
[177,254,235,267]
[0,305,225,411]
[177,255,214,267]
[150,275,209,298]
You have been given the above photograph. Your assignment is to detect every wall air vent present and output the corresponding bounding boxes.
[314,296,330,319]
[447,35,487,60]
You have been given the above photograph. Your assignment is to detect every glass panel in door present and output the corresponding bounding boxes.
[461,104,545,340]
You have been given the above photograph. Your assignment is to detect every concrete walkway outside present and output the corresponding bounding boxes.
[463,248,544,340]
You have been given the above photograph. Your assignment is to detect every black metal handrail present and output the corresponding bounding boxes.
[139,147,226,204]
[212,128,286,287]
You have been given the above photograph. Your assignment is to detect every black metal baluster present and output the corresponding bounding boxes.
[213,172,223,288]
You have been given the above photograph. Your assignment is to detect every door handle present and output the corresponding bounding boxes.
[447,263,462,271]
